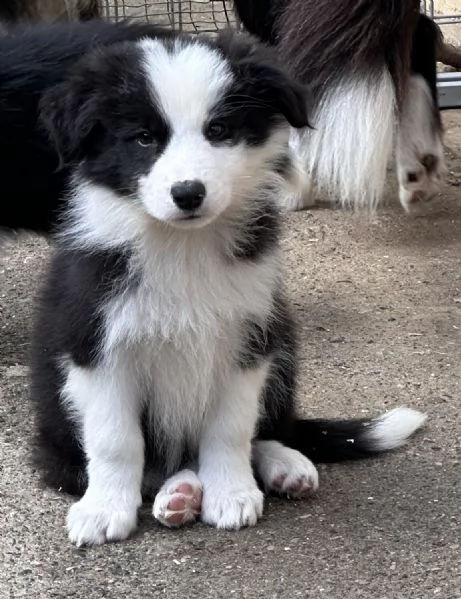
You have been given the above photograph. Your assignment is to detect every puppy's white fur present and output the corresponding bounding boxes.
[63,361,144,546]
[363,407,428,452]
[198,362,268,529]
[61,211,279,542]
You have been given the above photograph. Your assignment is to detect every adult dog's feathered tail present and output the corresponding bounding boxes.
[234,0,421,210]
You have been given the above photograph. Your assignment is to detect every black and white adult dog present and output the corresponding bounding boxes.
[233,0,446,212]
[30,28,426,546]
[0,20,174,236]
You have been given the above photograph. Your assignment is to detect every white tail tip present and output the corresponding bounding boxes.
[364,407,427,451]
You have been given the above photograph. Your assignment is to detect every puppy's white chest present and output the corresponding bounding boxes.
[148,323,236,421]
[104,282,241,442]
[101,243,277,465]
[128,318,239,471]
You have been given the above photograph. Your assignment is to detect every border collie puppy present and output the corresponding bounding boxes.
[0,20,170,237]
[233,0,446,212]
[31,30,426,546]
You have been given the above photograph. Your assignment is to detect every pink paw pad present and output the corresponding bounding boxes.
[272,475,286,489]
[154,481,202,528]
[167,486,202,526]
[271,474,315,498]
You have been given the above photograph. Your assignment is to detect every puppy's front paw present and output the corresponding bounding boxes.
[200,480,264,529]
[67,496,139,546]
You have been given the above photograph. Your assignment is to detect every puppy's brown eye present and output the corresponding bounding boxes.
[136,131,154,147]
[205,121,229,142]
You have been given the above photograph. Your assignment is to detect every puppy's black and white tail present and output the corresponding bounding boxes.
[288,407,427,463]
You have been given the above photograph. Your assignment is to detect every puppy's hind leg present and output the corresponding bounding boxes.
[253,440,319,498]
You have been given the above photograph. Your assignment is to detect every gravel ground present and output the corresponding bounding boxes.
[1,112,461,598]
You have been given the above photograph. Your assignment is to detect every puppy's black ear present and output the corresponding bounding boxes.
[245,61,311,129]
[217,32,311,129]
[39,77,100,167]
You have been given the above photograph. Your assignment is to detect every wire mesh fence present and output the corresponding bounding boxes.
[100,1,461,36]
[101,1,236,34]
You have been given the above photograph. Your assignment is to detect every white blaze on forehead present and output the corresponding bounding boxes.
[138,38,233,131]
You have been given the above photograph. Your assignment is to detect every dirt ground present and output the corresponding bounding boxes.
[1,112,461,598]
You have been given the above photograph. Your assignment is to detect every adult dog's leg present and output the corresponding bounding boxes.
[396,74,445,211]
[396,15,446,211]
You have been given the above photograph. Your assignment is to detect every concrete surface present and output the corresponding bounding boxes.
[1,112,461,598]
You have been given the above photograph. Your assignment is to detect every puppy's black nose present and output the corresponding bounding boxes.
[171,180,206,211]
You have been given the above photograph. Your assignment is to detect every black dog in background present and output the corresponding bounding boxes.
[0,20,166,236]
[0,0,99,23]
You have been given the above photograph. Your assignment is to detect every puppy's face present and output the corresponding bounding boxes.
[41,33,309,230]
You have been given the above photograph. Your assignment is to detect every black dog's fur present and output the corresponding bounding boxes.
[0,20,173,236]
[0,0,99,23]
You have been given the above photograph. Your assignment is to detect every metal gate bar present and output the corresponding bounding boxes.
[423,0,461,108]
[438,72,461,108]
